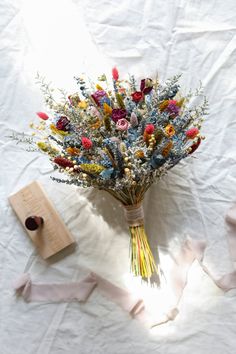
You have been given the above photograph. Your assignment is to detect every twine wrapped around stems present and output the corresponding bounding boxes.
[123,203,144,226]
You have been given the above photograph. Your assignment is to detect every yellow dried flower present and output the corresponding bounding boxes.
[116,93,125,109]
[155,129,164,144]
[37,141,59,156]
[80,163,105,175]
[96,84,104,90]
[78,101,88,109]
[104,114,111,131]
[119,142,126,154]
[165,124,175,137]
[176,98,185,107]
[37,141,48,152]
[50,124,68,136]
[103,103,112,115]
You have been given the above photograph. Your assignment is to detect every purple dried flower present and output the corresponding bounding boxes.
[111,108,127,123]
[166,102,180,117]
[91,90,107,106]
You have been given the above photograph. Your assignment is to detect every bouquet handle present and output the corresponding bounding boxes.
[124,203,159,281]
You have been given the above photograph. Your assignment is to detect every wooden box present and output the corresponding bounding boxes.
[9,181,75,259]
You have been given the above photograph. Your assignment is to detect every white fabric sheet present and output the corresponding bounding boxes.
[1,0,236,353]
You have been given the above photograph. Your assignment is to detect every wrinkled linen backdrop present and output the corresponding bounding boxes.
[1,0,236,353]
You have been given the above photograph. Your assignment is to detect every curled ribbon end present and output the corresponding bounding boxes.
[13,273,31,291]
[167,307,179,321]
[129,299,145,318]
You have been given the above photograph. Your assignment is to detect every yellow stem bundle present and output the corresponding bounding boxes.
[105,186,159,281]
[129,225,158,279]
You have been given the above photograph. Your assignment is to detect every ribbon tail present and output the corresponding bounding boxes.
[90,272,147,321]
[13,273,97,302]
[13,273,32,301]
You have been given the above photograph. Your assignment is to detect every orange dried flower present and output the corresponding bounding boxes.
[66,147,80,155]
[143,131,151,143]
[159,100,169,112]
[91,119,101,130]
[165,124,175,137]
[135,150,145,159]
[162,141,173,157]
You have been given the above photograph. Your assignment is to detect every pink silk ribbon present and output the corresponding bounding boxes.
[14,272,147,321]
[13,206,236,327]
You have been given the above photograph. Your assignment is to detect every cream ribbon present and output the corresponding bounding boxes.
[123,203,144,226]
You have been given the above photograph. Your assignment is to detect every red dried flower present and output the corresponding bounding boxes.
[36,112,49,120]
[112,67,119,81]
[186,127,199,139]
[54,157,74,168]
[189,138,201,154]
[145,124,155,134]
[140,79,153,95]
[131,91,144,103]
[168,100,177,105]
[81,137,93,149]
[56,116,70,131]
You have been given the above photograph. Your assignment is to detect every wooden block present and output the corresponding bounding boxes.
[9,181,75,259]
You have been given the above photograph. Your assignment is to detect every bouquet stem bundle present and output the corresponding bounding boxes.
[106,188,159,281]
[129,224,158,279]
